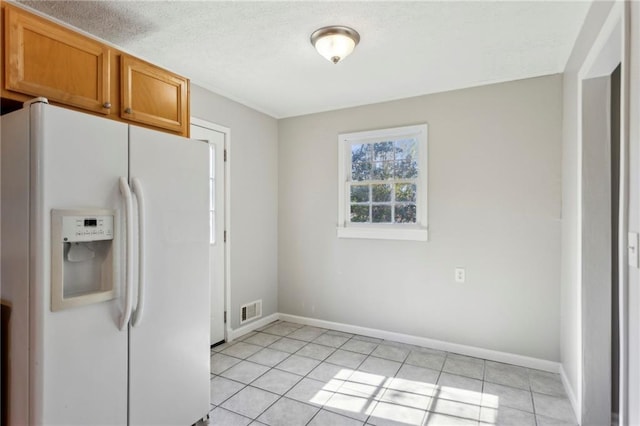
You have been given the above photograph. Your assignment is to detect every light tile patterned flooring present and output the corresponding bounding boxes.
[208,321,577,426]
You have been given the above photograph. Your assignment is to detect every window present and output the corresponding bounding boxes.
[209,144,216,245]
[338,124,428,241]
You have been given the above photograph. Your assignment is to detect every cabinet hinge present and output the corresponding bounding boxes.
[224,231,227,243]
[224,311,227,323]
[224,149,227,162]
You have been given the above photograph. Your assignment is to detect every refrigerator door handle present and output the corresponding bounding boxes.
[119,177,134,330]
[131,177,146,327]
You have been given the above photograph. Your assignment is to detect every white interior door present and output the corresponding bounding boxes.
[191,121,226,345]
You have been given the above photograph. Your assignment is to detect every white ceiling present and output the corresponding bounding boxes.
[19,1,591,118]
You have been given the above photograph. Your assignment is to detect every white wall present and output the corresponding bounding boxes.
[278,75,562,361]
[190,85,279,330]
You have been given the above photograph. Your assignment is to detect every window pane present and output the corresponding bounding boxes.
[350,185,369,202]
[395,138,417,160]
[395,159,418,178]
[351,143,372,161]
[210,211,215,244]
[351,161,372,181]
[372,205,392,223]
[395,183,416,202]
[373,161,393,180]
[373,142,394,161]
[395,204,416,223]
[209,145,215,176]
[350,205,369,222]
[372,184,392,202]
[210,178,215,210]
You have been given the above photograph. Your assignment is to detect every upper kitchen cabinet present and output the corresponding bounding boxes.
[121,55,189,134]
[3,5,111,115]
[1,3,190,136]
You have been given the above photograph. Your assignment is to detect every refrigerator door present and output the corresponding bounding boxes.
[31,103,129,424]
[128,126,210,425]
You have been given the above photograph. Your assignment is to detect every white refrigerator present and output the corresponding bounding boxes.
[1,99,210,425]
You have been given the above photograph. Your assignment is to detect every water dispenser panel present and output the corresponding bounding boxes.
[51,209,117,311]
[61,215,113,243]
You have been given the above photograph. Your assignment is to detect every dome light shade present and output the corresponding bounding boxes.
[310,26,360,64]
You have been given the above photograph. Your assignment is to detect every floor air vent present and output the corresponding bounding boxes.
[240,300,262,324]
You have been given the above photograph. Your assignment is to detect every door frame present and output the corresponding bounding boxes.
[576,2,628,424]
[191,117,231,342]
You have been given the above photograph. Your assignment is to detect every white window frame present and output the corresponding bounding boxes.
[337,124,428,241]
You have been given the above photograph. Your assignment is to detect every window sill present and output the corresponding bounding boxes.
[337,226,428,241]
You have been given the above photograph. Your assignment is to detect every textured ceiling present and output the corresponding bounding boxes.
[18,1,591,118]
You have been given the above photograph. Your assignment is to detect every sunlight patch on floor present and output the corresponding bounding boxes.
[310,369,499,425]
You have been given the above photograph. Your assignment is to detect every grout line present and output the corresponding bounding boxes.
[528,367,539,426]
[234,386,284,423]
[209,406,254,424]
[303,405,322,426]
[210,380,247,414]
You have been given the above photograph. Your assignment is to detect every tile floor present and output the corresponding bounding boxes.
[207,321,577,426]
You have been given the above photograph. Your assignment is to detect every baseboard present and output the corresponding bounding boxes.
[227,313,279,341]
[278,313,562,373]
[227,312,562,373]
[560,363,581,424]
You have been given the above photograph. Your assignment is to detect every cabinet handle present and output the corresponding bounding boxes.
[124,108,132,114]
[103,102,112,109]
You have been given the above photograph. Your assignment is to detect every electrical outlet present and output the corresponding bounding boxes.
[455,267,465,283]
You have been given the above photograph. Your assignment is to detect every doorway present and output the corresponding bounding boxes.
[580,36,625,426]
[191,119,229,346]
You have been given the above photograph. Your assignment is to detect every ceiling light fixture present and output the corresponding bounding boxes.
[310,26,360,64]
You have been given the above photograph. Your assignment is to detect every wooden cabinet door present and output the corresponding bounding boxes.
[120,55,188,134]
[4,6,111,114]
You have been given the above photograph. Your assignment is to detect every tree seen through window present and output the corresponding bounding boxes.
[349,139,418,224]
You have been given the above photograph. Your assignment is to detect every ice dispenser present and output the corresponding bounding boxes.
[51,209,116,311]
